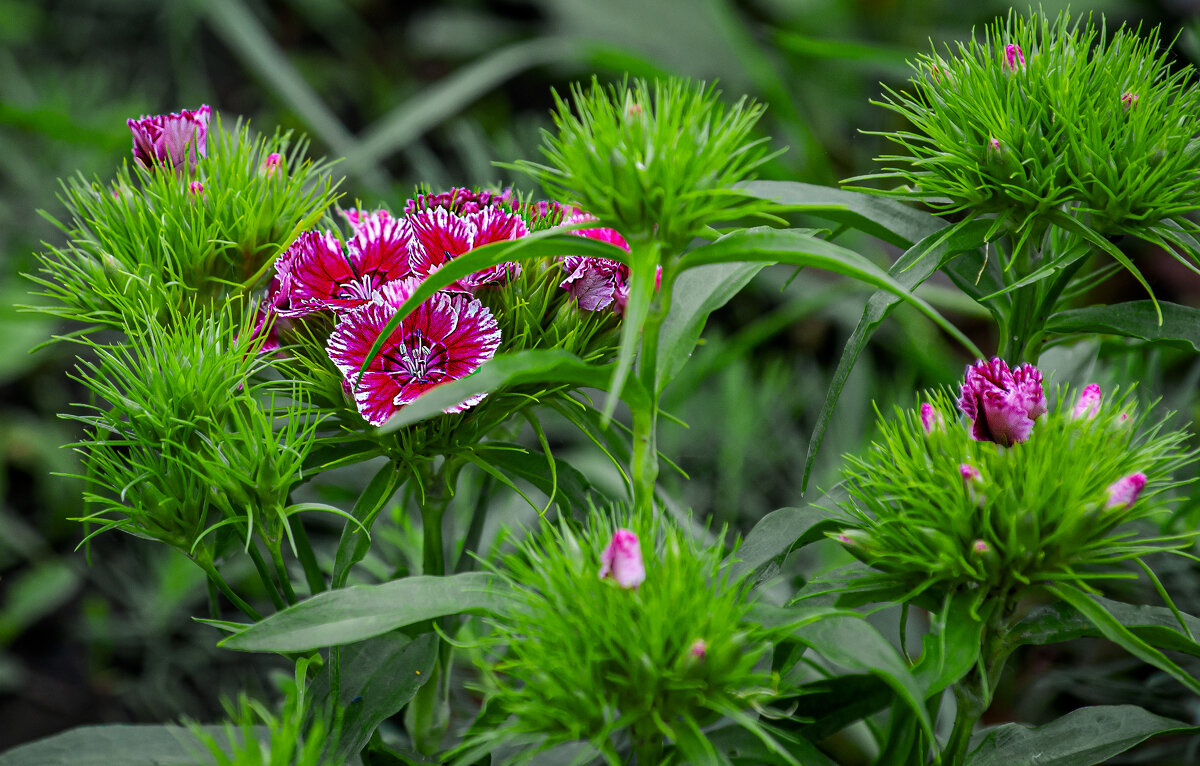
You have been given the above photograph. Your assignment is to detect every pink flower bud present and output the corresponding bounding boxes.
[988,136,1001,153]
[1003,43,1025,72]
[1071,384,1102,420]
[689,638,707,659]
[188,181,205,196]
[960,463,981,483]
[261,152,282,177]
[127,104,211,170]
[1121,92,1138,110]
[920,403,943,433]
[1117,412,1131,426]
[958,358,1046,446]
[1106,473,1147,510]
[599,528,645,589]
[971,539,991,554]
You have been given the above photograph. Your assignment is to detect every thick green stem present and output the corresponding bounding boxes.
[630,257,674,518]
[944,602,1018,765]
[407,461,452,755]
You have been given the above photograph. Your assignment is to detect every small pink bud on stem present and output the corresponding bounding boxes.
[1106,473,1147,510]
[599,529,645,589]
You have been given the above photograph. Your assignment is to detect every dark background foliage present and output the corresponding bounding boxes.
[3,0,1200,757]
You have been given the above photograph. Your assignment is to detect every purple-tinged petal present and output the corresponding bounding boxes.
[1122,92,1138,110]
[188,181,204,196]
[1003,43,1025,72]
[1071,384,1102,420]
[959,357,1045,446]
[403,187,513,216]
[1106,473,1147,510]
[598,528,645,589]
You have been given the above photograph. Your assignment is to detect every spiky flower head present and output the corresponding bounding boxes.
[127,104,211,170]
[863,10,1200,258]
[831,382,1196,609]
[514,77,772,252]
[472,514,784,763]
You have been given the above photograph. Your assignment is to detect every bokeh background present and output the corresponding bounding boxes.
[4,0,1200,758]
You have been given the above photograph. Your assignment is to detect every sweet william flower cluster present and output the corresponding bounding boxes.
[262,189,632,426]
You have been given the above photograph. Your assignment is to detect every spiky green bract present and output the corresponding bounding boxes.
[64,302,322,556]
[513,77,773,253]
[861,11,1200,254]
[832,387,1196,612]
[463,513,785,765]
[188,658,343,766]
[28,113,338,334]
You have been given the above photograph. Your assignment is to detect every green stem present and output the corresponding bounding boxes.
[269,541,299,606]
[194,556,263,622]
[944,602,1018,765]
[290,516,326,595]
[247,541,287,612]
[631,256,674,518]
[454,474,494,574]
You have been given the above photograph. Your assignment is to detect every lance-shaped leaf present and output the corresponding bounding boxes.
[727,484,848,585]
[966,705,1200,766]
[376,349,650,432]
[0,725,267,766]
[1046,300,1200,352]
[221,572,509,653]
[1009,592,1200,657]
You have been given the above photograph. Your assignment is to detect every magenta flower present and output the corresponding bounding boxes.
[404,187,512,216]
[559,256,631,312]
[1071,384,1102,420]
[326,287,501,426]
[261,152,282,177]
[598,528,645,589]
[920,403,943,433]
[128,104,211,169]
[275,216,414,317]
[1106,473,1147,510]
[342,207,394,232]
[1003,43,1025,72]
[408,207,527,289]
[247,277,289,354]
[958,357,1046,446]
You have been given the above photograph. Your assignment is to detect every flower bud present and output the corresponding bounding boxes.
[599,528,645,589]
[1071,384,1102,420]
[958,357,1046,446]
[188,181,205,197]
[1003,43,1025,72]
[920,403,943,433]
[127,104,211,170]
[1121,92,1138,110]
[1105,473,1147,510]
[971,539,991,554]
[261,152,282,178]
[961,463,986,506]
[689,638,707,660]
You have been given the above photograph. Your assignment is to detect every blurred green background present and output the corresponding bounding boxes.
[3,0,1200,755]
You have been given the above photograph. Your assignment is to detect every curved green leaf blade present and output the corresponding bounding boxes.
[677,226,981,360]
[474,442,605,511]
[357,230,628,385]
[801,218,993,492]
[966,705,1200,766]
[1046,300,1200,352]
[332,460,405,589]
[656,261,768,387]
[221,572,508,653]
[376,349,649,432]
[1047,583,1200,695]
[1010,593,1200,657]
[1046,211,1161,324]
[727,484,848,585]
[912,590,986,697]
[0,725,264,766]
[739,180,946,248]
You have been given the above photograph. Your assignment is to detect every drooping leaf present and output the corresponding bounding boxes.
[377,349,649,432]
[1046,300,1200,352]
[656,261,768,387]
[0,725,265,766]
[1047,583,1200,695]
[912,590,987,697]
[782,674,894,742]
[966,705,1200,766]
[801,218,992,491]
[738,180,946,248]
[221,573,509,653]
[1010,593,1200,657]
[706,723,837,766]
[677,227,980,357]
[727,484,848,585]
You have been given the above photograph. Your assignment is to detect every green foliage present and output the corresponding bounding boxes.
[512,77,772,252]
[27,115,338,333]
[466,513,790,765]
[833,386,1196,609]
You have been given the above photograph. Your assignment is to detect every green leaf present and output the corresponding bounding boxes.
[312,633,437,761]
[473,442,605,512]
[0,725,263,766]
[801,218,992,491]
[738,180,947,248]
[357,230,628,387]
[783,674,894,742]
[677,227,979,358]
[727,484,848,585]
[376,349,649,432]
[332,461,405,589]
[912,590,986,697]
[1046,211,1161,324]
[1010,593,1200,657]
[221,572,508,653]
[656,261,768,387]
[1047,583,1200,695]
[1046,300,1200,352]
[707,723,837,766]
[966,705,1200,766]
[760,607,934,742]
